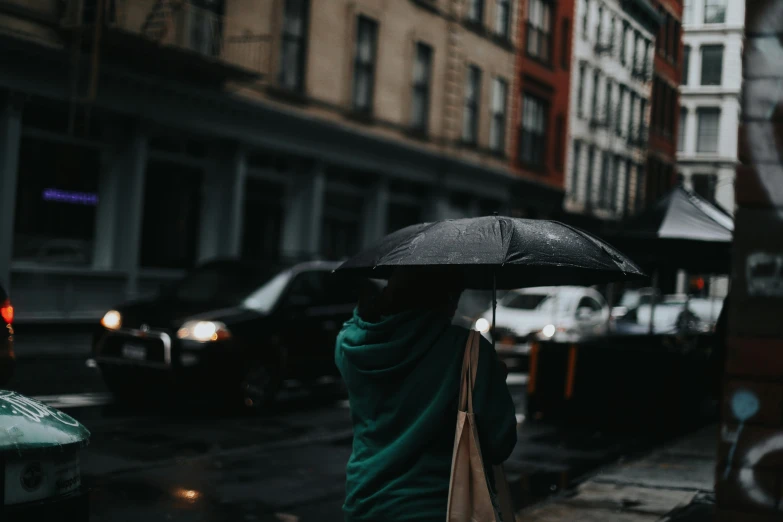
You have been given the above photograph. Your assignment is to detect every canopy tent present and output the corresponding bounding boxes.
[606,187,734,275]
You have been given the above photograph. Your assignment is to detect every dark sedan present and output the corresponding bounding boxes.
[93,260,368,407]
[0,283,14,385]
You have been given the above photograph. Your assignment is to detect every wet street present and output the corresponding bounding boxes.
[9,339,668,522]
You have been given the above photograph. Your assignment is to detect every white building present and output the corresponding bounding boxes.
[565,0,660,220]
[677,0,744,214]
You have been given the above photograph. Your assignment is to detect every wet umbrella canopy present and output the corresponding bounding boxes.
[336,216,646,290]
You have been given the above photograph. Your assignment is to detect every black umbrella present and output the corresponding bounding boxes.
[336,216,645,289]
[335,216,646,342]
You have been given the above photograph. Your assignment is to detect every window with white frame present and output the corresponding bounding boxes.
[410,42,433,132]
[678,108,687,151]
[490,77,509,153]
[352,16,378,114]
[495,0,512,39]
[519,93,548,167]
[590,70,600,122]
[700,45,723,86]
[682,45,690,85]
[620,21,628,65]
[581,0,589,39]
[577,62,586,118]
[527,0,553,63]
[703,0,727,24]
[279,0,309,92]
[462,65,482,144]
[696,108,720,153]
[616,84,625,136]
[570,140,581,199]
[683,0,693,24]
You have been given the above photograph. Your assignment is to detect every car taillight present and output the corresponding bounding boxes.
[1,300,13,325]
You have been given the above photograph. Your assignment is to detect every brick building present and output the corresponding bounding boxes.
[645,0,683,206]
[510,0,575,216]
[0,0,566,322]
[716,0,783,519]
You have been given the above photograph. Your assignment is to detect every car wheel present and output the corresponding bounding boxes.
[239,362,281,409]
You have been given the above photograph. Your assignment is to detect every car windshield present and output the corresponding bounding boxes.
[169,262,279,306]
[242,270,294,314]
[502,293,550,310]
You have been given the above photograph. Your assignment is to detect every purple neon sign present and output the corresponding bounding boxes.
[42,188,99,206]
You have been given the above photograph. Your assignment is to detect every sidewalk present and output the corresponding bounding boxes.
[515,425,717,521]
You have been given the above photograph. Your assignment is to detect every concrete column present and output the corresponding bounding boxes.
[361,178,389,249]
[198,144,247,263]
[0,94,23,292]
[281,160,325,260]
[94,123,148,298]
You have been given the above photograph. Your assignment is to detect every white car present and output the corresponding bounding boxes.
[475,287,610,358]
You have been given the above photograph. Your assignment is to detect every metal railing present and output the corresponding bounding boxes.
[63,0,272,76]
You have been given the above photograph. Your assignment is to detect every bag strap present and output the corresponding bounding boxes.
[459,330,481,413]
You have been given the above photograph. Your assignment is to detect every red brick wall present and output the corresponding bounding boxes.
[645,0,682,206]
[717,1,783,519]
[509,0,574,192]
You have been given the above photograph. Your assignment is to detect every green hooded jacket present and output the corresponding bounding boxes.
[335,308,518,522]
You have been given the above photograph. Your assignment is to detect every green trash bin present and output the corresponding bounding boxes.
[0,390,90,520]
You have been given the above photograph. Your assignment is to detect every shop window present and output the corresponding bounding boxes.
[139,162,202,270]
[13,139,101,265]
[322,191,363,261]
[387,202,422,234]
[242,178,285,262]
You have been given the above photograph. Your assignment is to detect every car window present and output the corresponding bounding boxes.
[242,270,293,313]
[285,270,330,307]
[502,293,550,310]
[577,296,602,313]
[171,262,276,305]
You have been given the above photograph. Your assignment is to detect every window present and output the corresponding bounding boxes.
[635,163,645,211]
[582,0,589,39]
[598,151,611,209]
[683,0,693,24]
[496,0,511,38]
[577,62,586,118]
[140,161,202,269]
[682,45,690,85]
[610,155,621,212]
[279,0,309,92]
[605,79,613,126]
[590,70,600,121]
[527,0,553,63]
[678,108,687,151]
[692,173,717,202]
[490,77,509,153]
[700,45,723,86]
[639,98,647,142]
[410,42,433,132]
[671,22,680,63]
[595,5,603,44]
[628,91,636,139]
[616,85,625,135]
[555,114,565,170]
[352,16,378,114]
[620,22,628,65]
[570,140,581,198]
[242,178,284,261]
[631,32,639,72]
[704,0,727,24]
[642,40,650,77]
[608,17,616,54]
[696,108,720,153]
[519,93,549,168]
[585,146,595,207]
[462,65,482,144]
[467,0,484,23]
[561,18,570,69]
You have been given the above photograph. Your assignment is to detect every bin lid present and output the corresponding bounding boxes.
[0,391,90,456]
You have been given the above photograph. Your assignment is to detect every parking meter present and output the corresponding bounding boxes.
[0,391,90,520]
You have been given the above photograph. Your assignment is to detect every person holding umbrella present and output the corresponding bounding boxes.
[336,266,517,522]
[335,216,646,521]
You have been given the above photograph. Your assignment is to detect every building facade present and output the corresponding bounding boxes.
[0,0,562,322]
[676,0,743,213]
[645,0,683,206]
[510,0,574,212]
[565,0,660,220]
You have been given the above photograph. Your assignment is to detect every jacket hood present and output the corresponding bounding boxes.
[336,308,455,378]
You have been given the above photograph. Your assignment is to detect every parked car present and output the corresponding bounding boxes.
[93,259,367,407]
[474,286,610,368]
[0,283,15,385]
[613,295,724,335]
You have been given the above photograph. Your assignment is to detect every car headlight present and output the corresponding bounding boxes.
[541,324,556,338]
[177,320,231,342]
[101,310,122,330]
[474,318,491,333]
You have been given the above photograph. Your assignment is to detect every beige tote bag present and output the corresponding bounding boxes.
[446,330,516,522]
